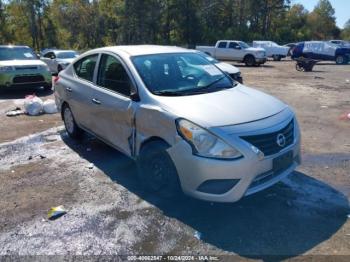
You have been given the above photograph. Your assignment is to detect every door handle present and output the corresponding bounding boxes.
[66,87,72,92]
[92,98,101,105]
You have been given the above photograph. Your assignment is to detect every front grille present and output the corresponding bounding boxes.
[241,119,294,156]
[15,66,38,70]
[13,75,45,84]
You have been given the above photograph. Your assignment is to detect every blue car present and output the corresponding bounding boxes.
[292,41,350,64]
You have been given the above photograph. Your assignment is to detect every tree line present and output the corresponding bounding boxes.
[0,0,349,52]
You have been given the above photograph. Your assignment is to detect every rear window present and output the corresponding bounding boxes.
[73,54,98,82]
[217,42,227,48]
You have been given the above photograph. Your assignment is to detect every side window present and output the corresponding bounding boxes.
[44,52,54,58]
[228,42,239,49]
[218,42,227,48]
[97,54,131,96]
[74,54,98,82]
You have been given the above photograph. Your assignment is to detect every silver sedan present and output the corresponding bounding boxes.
[54,45,301,202]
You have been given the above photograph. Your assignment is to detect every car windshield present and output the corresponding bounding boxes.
[132,53,235,96]
[56,51,78,59]
[201,53,219,64]
[239,41,250,49]
[0,47,37,61]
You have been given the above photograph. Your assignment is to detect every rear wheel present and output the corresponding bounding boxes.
[137,140,182,198]
[244,55,256,67]
[44,83,52,91]
[62,104,83,139]
[335,55,347,65]
[273,55,281,61]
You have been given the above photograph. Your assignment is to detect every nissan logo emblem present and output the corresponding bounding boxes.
[276,133,286,147]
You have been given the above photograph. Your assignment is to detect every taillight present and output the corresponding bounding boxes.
[53,76,60,84]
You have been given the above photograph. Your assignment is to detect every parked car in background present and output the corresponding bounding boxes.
[292,41,350,64]
[284,43,297,56]
[329,40,350,47]
[54,45,301,203]
[41,49,79,74]
[197,51,243,83]
[0,45,52,91]
[196,40,267,66]
[253,41,289,61]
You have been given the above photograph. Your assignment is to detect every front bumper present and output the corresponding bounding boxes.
[167,110,301,202]
[0,70,52,89]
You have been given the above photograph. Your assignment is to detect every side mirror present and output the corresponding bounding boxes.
[130,91,140,102]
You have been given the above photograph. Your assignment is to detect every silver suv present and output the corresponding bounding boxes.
[54,45,301,202]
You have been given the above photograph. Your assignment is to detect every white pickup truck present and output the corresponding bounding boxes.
[252,41,289,61]
[196,40,267,66]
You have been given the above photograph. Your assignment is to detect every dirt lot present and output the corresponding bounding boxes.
[0,60,349,260]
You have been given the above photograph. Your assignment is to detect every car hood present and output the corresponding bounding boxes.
[56,58,75,64]
[156,84,287,127]
[0,60,47,67]
[216,62,240,74]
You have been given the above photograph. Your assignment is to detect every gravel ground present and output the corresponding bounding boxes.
[0,60,349,261]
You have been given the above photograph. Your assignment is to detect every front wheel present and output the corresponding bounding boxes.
[244,55,256,67]
[335,55,347,65]
[137,141,182,198]
[62,104,83,139]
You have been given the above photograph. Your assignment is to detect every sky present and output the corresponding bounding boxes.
[292,0,349,28]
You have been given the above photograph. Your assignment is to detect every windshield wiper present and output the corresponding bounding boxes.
[153,90,185,96]
[191,76,236,94]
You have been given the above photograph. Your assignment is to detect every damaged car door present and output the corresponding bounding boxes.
[90,53,137,156]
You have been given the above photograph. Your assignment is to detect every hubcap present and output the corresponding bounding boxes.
[149,158,167,190]
[337,56,343,64]
[64,107,74,134]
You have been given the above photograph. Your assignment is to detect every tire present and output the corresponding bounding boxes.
[44,83,52,91]
[244,55,256,67]
[137,140,182,198]
[335,55,347,65]
[62,104,83,139]
[273,55,282,61]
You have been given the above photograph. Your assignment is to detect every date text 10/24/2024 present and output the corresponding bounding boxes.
[127,255,219,261]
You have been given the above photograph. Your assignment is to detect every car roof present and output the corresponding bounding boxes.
[53,50,77,54]
[42,49,76,54]
[0,45,31,48]
[91,45,195,57]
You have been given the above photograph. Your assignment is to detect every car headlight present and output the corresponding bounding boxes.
[0,66,14,72]
[176,119,243,159]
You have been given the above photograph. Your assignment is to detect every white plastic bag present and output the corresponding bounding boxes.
[24,95,43,116]
[43,99,58,114]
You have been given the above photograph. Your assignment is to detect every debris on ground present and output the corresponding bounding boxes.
[339,113,350,121]
[48,205,67,220]
[24,95,44,116]
[346,79,350,84]
[194,231,202,240]
[43,99,58,114]
[87,163,94,169]
[6,107,25,117]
